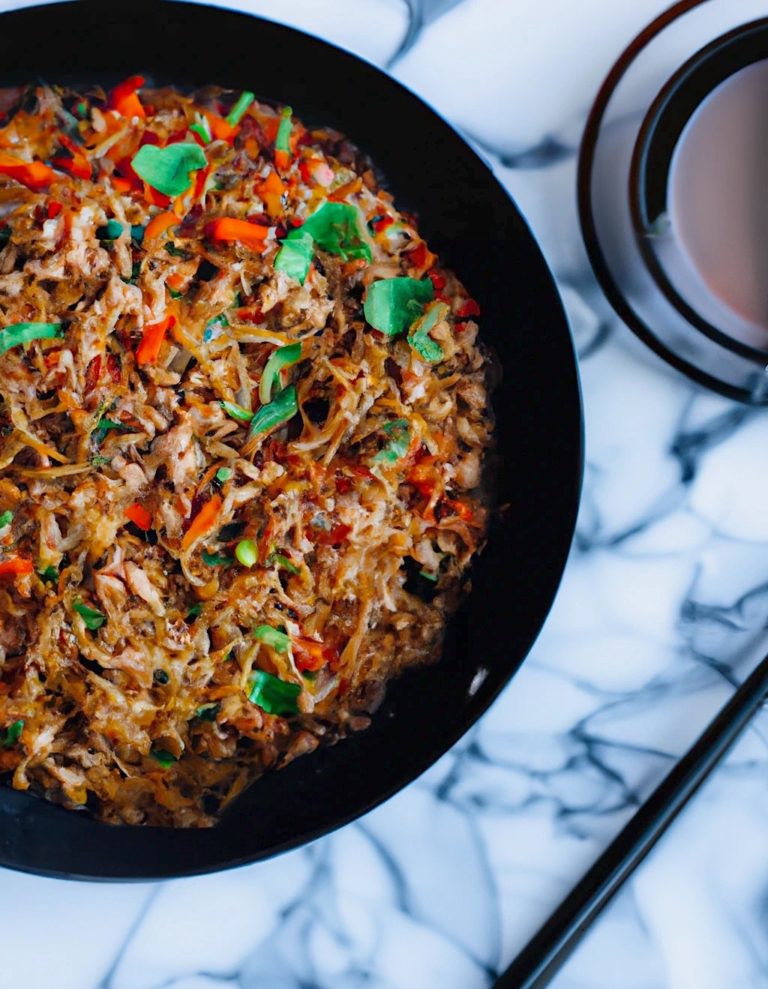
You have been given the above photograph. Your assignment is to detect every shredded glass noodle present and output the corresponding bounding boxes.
[0,81,492,826]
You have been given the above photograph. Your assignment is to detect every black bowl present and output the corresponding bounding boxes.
[0,0,582,880]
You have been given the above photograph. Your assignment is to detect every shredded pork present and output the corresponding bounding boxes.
[0,81,492,826]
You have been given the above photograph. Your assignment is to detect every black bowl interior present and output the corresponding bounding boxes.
[0,0,582,880]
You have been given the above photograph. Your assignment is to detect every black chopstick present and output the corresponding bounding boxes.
[493,650,768,989]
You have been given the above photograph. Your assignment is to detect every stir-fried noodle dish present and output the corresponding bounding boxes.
[0,79,493,826]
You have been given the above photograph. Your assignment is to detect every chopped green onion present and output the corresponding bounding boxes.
[201,549,232,567]
[1,720,23,748]
[408,301,449,364]
[76,101,88,118]
[226,91,255,127]
[38,564,58,583]
[275,105,293,155]
[419,569,439,582]
[168,287,183,299]
[220,400,253,423]
[204,312,229,342]
[96,219,123,240]
[73,599,106,630]
[131,142,207,197]
[253,624,291,653]
[152,669,170,685]
[274,230,314,285]
[259,342,301,405]
[269,552,300,575]
[150,748,177,768]
[373,419,410,464]
[130,224,145,243]
[248,384,297,439]
[94,417,135,443]
[364,277,434,337]
[248,669,300,717]
[0,510,12,528]
[215,466,233,483]
[0,322,63,357]
[195,703,220,722]
[186,602,203,621]
[235,538,258,568]
[189,113,212,145]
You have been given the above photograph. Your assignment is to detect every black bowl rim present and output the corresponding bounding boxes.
[0,0,583,881]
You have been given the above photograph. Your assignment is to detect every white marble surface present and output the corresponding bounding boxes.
[3,1,768,987]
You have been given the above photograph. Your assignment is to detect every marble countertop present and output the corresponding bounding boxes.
[3,1,768,987]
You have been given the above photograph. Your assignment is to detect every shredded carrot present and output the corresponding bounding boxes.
[205,217,269,252]
[166,271,185,292]
[330,176,363,202]
[255,170,285,218]
[0,557,33,578]
[125,503,152,531]
[202,110,236,143]
[274,148,291,173]
[112,176,134,194]
[111,75,146,119]
[0,152,55,191]
[136,314,175,366]
[182,494,223,551]
[294,638,326,672]
[144,210,178,241]
[47,201,63,219]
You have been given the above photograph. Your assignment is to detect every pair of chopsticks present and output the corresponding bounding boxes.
[494,651,768,989]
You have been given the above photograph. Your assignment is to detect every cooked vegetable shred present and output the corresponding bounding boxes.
[0,80,492,826]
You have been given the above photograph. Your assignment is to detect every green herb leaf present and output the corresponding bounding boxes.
[0,510,12,528]
[131,142,207,197]
[407,300,449,364]
[73,599,106,630]
[275,105,293,154]
[215,467,233,483]
[226,91,255,127]
[274,203,371,285]
[1,719,23,748]
[373,419,410,464]
[186,602,203,621]
[150,748,177,768]
[302,201,371,260]
[0,321,63,357]
[253,624,291,653]
[220,400,253,423]
[38,564,58,582]
[201,549,232,567]
[248,669,300,716]
[259,342,302,405]
[168,287,183,299]
[268,552,300,575]
[235,538,258,569]
[248,384,297,439]
[273,230,314,285]
[364,277,434,337]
